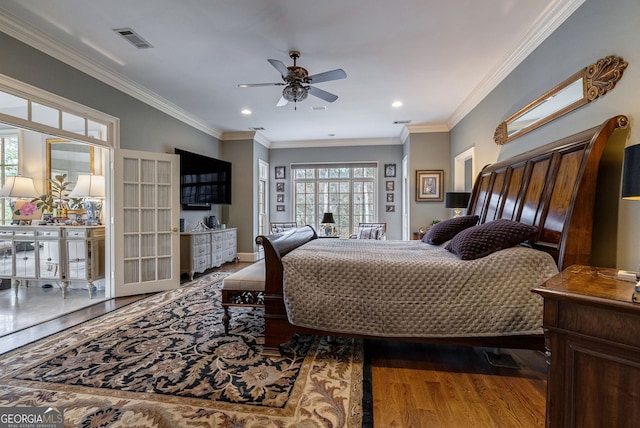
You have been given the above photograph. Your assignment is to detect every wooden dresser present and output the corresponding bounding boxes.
[180,228,237,280]
[533,265,640,428]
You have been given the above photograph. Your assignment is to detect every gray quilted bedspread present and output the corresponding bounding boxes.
[281,239,559,338]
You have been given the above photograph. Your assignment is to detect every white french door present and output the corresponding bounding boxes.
[113,149,180,296]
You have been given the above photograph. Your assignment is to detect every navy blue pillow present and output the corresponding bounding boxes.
[445,219,538,260]
[422,215,479,245]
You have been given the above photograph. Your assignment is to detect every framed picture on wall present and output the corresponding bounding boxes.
[386,193,394,202]
[416,170,444,202]
[276,182,284,192]
[384,163,396,177]
[275,166,286,179]
[277,194,284,203]
[386,181,394,191]
[386,205,395,212]
[276,204,285,212]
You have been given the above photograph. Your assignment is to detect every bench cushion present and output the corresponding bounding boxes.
[222,260,265,292]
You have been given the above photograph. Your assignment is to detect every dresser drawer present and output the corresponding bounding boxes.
[192,233,210,245]
[65,229,87,239]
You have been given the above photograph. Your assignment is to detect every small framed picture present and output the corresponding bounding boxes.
[416,170,444,202]
[386,181,394,191]
[386,205,395,212]
[42,213,53,223]
[277,194,284,203]
[386,193,394,202]
[275,166,286,179]
[384,163,396,177]
[276,182,285,192]
[276,204,285,212]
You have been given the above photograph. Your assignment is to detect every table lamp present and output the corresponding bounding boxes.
[321,212,335,236]
[0,176,41,222]
[69,174,105,225]
[445,192,471,217]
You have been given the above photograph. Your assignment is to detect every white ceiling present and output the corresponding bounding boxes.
[0,0,583,146]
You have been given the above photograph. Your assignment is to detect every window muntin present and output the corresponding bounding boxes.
[292,163,377,237]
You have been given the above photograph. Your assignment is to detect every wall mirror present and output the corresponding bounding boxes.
[46,138,95,191]
[494,55,627,145]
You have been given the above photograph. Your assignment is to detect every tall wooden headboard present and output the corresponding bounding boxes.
[467,115,629,270]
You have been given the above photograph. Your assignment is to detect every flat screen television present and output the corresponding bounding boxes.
[175,148,232,208]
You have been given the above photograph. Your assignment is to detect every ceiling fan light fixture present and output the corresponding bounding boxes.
[282,83,308,103]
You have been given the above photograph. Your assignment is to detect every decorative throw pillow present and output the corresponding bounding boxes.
[357,226,379,239]
[422,215,479,245]
[445,219,538,260]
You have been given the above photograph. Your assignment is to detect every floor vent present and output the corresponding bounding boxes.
[113,28,153,49]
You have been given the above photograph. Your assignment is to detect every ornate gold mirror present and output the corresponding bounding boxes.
[494,55,627,145]
[46,138,95,190]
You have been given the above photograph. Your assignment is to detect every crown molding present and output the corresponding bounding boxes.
[406,123,450,134]
[269,136,401,149]
[447,0,585,129]
[0,9,222,139]
[221,131,272,148]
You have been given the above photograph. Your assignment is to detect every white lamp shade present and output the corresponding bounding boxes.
[0,176,40,198]
[68,174,105,198]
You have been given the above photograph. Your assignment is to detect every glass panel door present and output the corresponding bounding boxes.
[113,149,179,296]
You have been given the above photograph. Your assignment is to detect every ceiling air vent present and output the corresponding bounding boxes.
[113,28,153,49]
[249,127,265,131]
[393,120,412,124]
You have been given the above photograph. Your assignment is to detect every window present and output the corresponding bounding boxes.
[292,163,377,237]
[258,159,269,236]
[0,134,19,224]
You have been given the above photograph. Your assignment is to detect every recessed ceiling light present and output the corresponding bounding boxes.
[311,106,327,111]
[241,109,251,115]
[392,101,403,108]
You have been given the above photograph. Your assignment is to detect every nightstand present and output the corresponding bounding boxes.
[533,265,640,427]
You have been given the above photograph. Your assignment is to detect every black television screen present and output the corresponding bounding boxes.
[175,148,232,208]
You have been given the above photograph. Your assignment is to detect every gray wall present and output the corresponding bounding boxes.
[450,0,640,270]
[269,144,404,239]
[406,132,450,233]
[220,138,259,256]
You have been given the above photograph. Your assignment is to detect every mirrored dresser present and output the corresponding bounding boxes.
[0,225,105,299]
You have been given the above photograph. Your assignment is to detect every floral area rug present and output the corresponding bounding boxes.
[0,271,364,427]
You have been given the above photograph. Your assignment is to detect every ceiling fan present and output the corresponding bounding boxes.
[238,50,347,109]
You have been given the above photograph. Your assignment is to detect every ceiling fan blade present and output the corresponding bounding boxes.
[268,59,290,78]
[308,86,338,103]
[238,82,285,88]
[276,96,288,107]
[307,68,347,84]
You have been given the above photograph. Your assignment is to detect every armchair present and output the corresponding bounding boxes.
[349,222,386,240]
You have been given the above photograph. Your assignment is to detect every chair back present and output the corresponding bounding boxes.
[352,222,386,239]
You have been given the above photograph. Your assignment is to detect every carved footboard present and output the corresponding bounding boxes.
[256,226,319,352]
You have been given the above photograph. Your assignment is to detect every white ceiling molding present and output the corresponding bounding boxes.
[446,0,586,129]
[221,131,271,149]
[269,137,402,150]
[0,9,222,139]
[406,123,450,134]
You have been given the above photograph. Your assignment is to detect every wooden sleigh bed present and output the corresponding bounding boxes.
[256,115,629,354]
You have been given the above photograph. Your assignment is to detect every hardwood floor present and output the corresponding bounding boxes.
[369,341,547,427]
[0,262,547,427]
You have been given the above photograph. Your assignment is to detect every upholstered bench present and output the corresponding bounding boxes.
[221,260,265,333]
